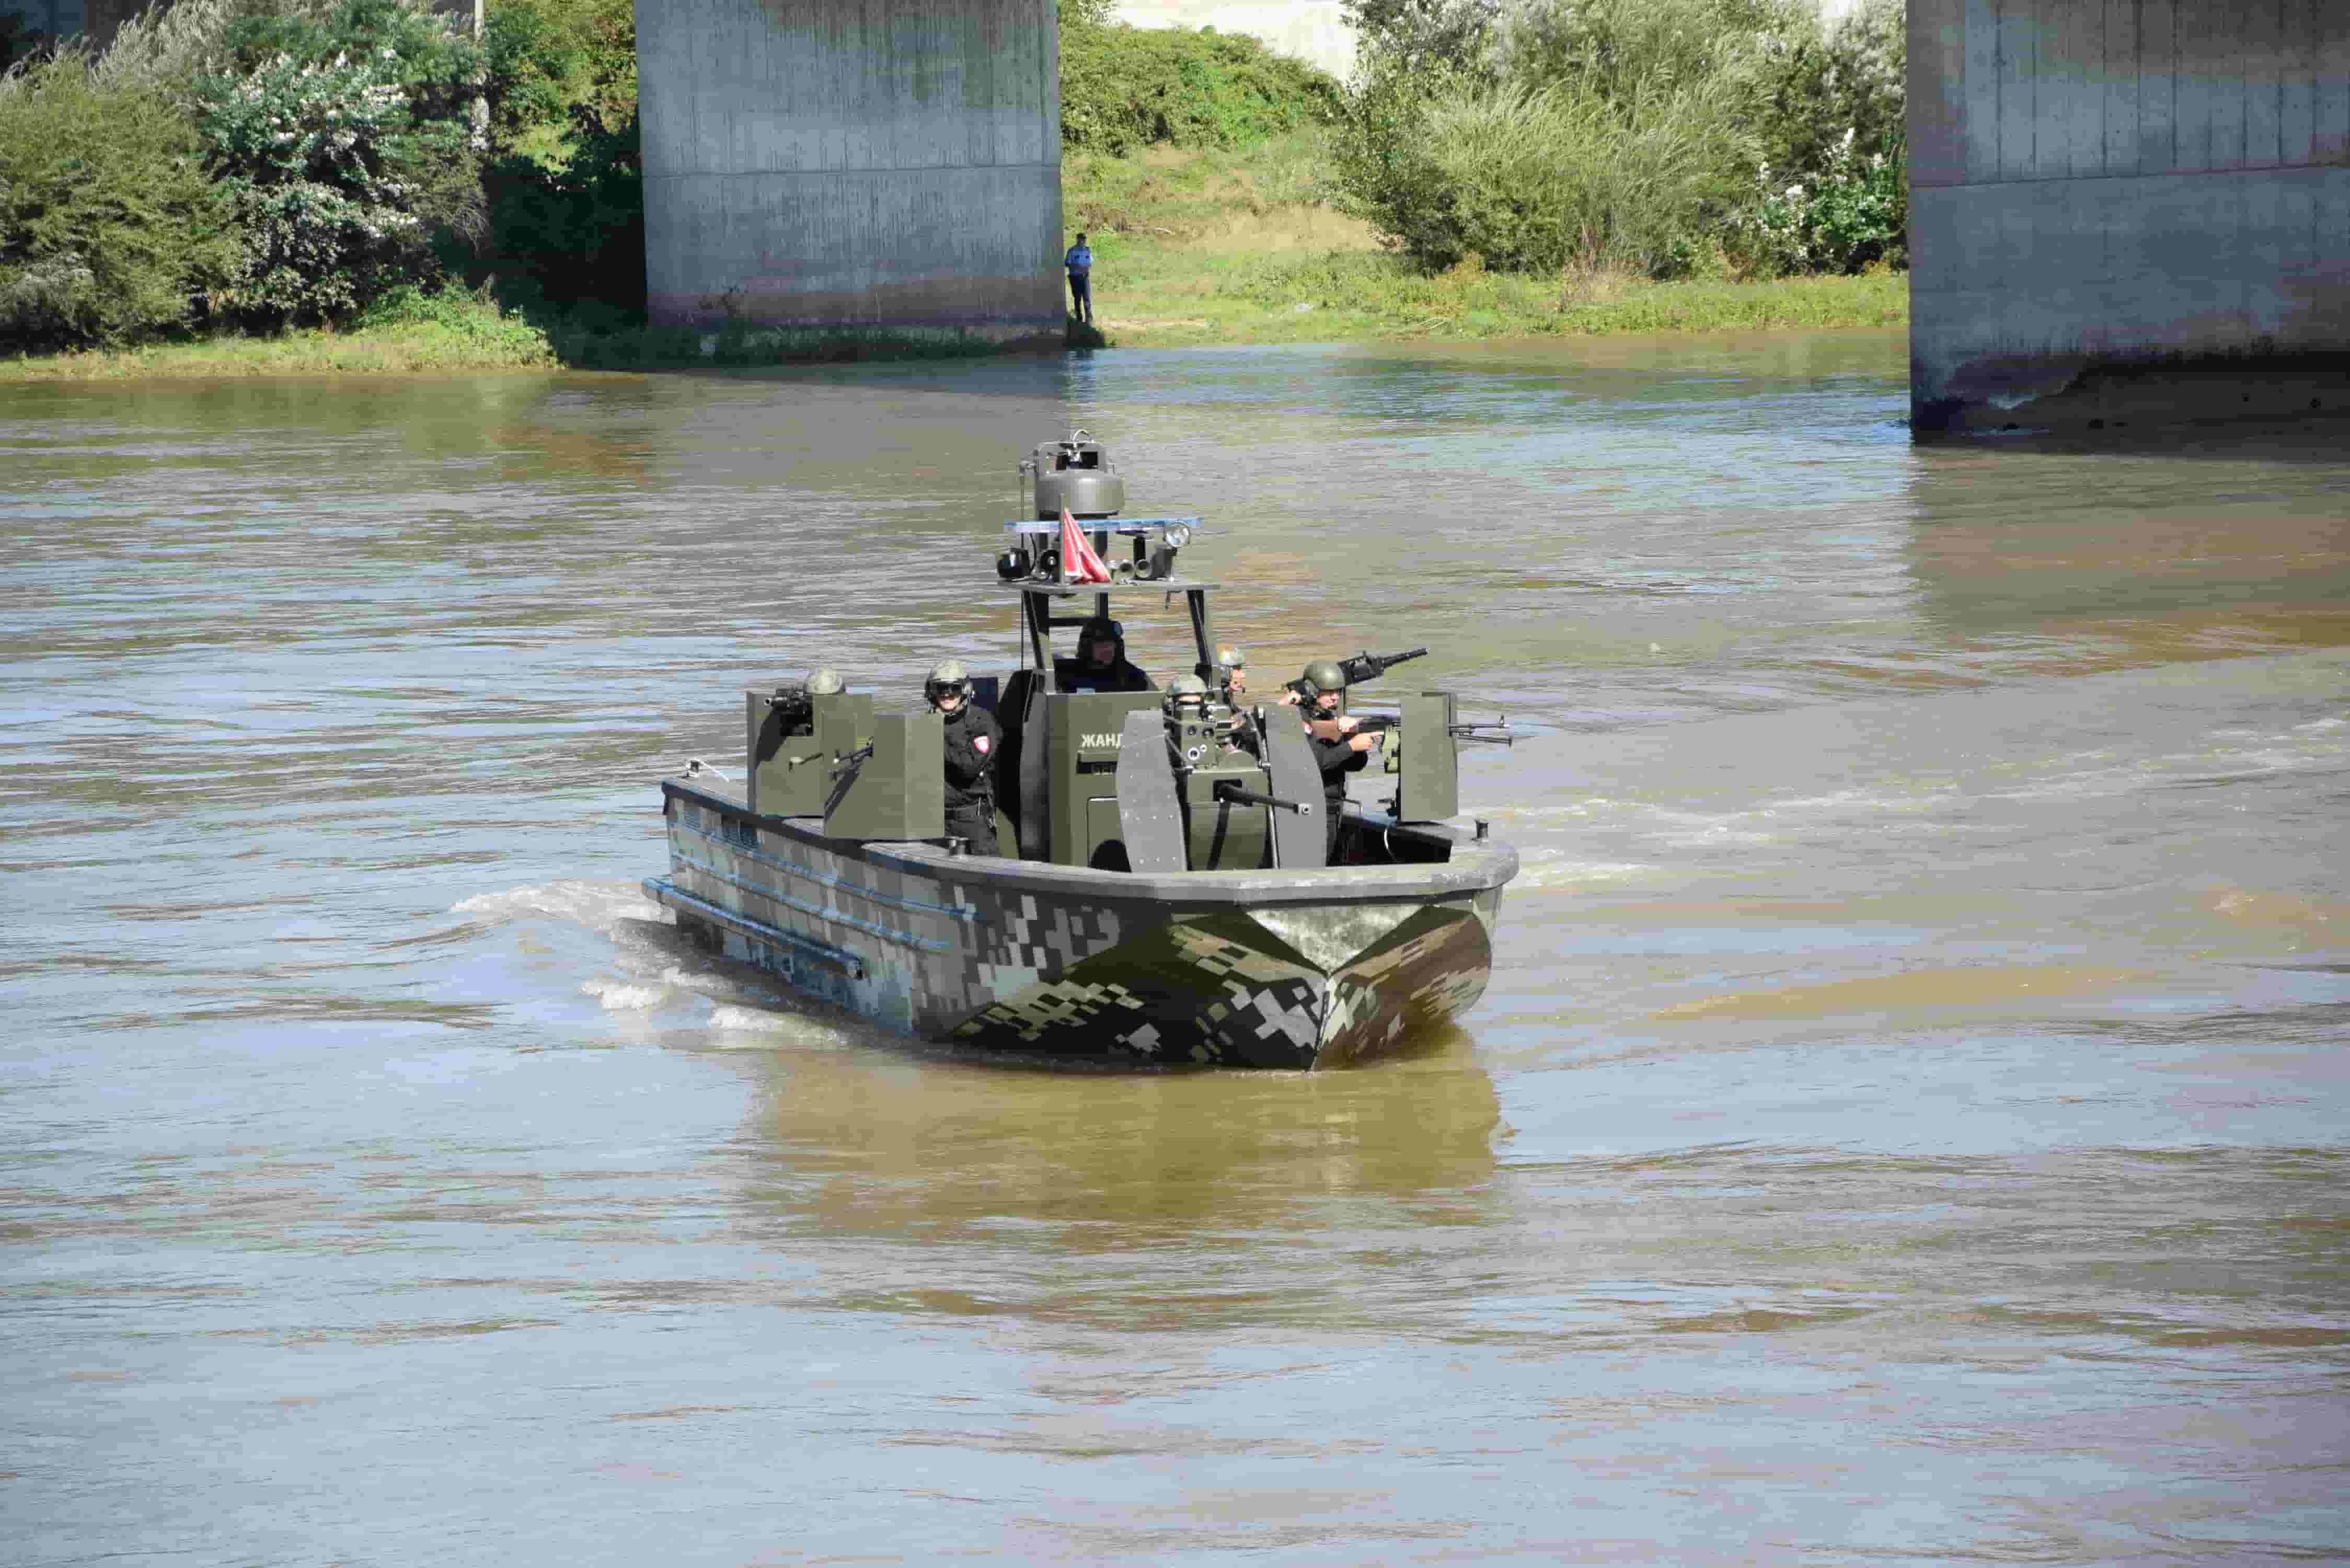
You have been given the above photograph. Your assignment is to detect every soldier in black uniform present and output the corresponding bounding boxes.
[927,659,1001,855]
[1062,617,1154,693]
[1295,658,1384,858]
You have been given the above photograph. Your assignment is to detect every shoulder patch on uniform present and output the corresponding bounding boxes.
[975,734,992,753]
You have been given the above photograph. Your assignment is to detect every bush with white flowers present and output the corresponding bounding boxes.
[195,0,485,327]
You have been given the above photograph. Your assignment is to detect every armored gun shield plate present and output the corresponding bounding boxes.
[1259,711,1326,869]
[1116,708,1187,873]
[1396,693,1459,821]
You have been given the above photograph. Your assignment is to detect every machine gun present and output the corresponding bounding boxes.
[1285,647,1428,698]
[1212,777,1312,815]
[827,741,876,780]
[764,681,814,731]
[1306,710,1516,746]
[1341,645,1426,686]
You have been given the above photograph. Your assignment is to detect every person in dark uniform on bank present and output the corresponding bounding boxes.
[1061,617,1153,693]
[1295,658,1384,857]
[926,659,1001,855]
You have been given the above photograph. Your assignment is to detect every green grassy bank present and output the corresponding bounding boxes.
[1,140,1906,383]
[1064,141,1907,347]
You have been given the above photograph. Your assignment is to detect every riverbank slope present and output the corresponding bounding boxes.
[1,140,1907,381]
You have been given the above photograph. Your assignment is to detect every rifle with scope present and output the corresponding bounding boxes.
[1284,646,1428,698]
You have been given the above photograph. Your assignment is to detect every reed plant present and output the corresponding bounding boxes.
[1415,78,1748,278]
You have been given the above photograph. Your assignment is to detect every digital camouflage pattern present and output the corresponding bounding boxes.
[648,779,1512,1069]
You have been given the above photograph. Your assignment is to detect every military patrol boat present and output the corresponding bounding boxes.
[642,434,1519,1069]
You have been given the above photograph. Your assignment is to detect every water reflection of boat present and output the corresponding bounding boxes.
[644,436,1519,1069]
[730,1034,1505,1245]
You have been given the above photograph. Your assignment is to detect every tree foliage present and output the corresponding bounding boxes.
[481,0,635,162]
[477,108,641,318]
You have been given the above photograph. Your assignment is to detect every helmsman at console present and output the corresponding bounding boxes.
[1059,617,1153,694]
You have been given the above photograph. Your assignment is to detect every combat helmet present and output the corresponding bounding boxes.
[1296,659,1347,700]
[805,667,845,696]
[1164,672,1209,716]
[925,659,972,707]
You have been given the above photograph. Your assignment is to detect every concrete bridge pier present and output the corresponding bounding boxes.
[1910,1,2350,434]
[637,0,1066,341]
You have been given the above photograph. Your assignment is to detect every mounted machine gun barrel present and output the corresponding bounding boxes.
[1285,647,1427,698]
[1211,779,1314,816]
[1340,646,1427,685]
[827,741,876,780]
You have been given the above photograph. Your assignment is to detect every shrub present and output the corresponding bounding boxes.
[351,280,552,359]
[0,55,243,350]
[195,0,487,326]
[1061,23,1340,155]
[1333,0,1906,278]
[1742,128,1906,275]
[1745,0,1905,179]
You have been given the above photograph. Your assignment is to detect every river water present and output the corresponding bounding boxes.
[6,334,2347,1565]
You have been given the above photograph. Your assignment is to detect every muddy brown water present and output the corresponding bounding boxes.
[6,334,2346,1565]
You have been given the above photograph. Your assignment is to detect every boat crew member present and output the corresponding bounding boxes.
[782,667,845,737]
[927,659,1001,855]
[1213,645,1273,754]
[1166,672,1209,721]
[1213,645,1247,706]
[1061,617,1153,693]
[1296,658,1383,857]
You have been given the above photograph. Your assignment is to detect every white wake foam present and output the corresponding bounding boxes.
[452,878,666,932]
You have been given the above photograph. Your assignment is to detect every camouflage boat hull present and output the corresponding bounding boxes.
[645,779,1516,1069]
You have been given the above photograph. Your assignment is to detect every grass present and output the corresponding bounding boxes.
[0,310,559,381]
[1,134,1908,382]
[1067,136,1908,347]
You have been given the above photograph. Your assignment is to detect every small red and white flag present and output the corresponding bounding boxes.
[1059,505,1112,584]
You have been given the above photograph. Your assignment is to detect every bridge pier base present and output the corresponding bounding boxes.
[1910,2,2349,436]
[638,0,1066,342]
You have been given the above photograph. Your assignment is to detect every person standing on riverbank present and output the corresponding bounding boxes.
[1063,233,1094,324]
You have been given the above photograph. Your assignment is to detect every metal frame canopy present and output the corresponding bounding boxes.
[1016,580,1220,682]
[1004,513,1216,681]
[1000,517,1203,535]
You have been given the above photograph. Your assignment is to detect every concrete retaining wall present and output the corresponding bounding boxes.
[1911,1,2350,433]
[637,0,1065,339]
